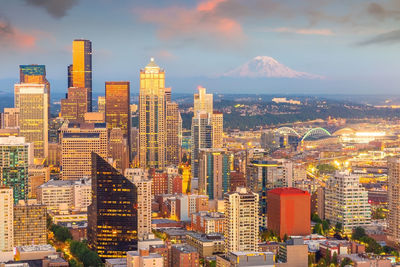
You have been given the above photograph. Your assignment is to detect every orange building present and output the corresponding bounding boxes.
[267,187,311,238]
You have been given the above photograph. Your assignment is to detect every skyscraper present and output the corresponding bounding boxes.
[166,102,181,166]
[224,187,259,253]
[16,84,48,159]
[191,112,212,179]
[125,168,152,240]
[246,159,293,227]
[194,86,213,115]
[13,199,47,246]
[105,81,131,160]
[0,187,13,259]
[211,111,223,148]
[60,123,108,180]
[388,157,400,243]
[109,128,129,172]
[0,136,31,204]
[98,96,106,113]
[325,171,371,232]
[19,65,50,116]
[198,148,230,201]
[88,153,138,259]
[71,39,92,111]
[139,58,166,169]
[60,87,88,122]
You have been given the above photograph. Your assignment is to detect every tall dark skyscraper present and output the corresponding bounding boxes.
[87,153,138,259]
[71,39,92,111]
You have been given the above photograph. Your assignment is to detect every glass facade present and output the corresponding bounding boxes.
[0,141,29,204]
[88,153,138,259]
[72,39,92,111]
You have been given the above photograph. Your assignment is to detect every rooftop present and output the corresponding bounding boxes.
[268,187,310,196]
[17,244,55,252]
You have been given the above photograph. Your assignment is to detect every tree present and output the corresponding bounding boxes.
[322,220,330,232]
[51,225,72,242]
[335,222,342,233]
[312,213,322,223]
[325,251,331,265]
[352,227,366,240]
[331,252,338,265]
[283,234,288,242]
[340,257,352,267]
[313,223,323,235]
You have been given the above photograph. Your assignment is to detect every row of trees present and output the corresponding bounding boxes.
[69,241,103,267]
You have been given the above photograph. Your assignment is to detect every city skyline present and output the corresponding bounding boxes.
[0,0,399,94]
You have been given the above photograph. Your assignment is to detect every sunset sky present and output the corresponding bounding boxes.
[0,0,399,94]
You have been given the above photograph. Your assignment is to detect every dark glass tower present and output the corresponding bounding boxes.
[87,153,138,259]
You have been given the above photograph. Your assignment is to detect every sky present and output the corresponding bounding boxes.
[0,0,399,95]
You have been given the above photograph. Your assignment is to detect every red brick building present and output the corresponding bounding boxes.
[267,187,311,238]
[150,169,168,196]
[171,245,199,267]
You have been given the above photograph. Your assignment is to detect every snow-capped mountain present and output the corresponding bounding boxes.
[223,56,324,79]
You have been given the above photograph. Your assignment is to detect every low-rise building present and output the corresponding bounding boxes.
[216,251,275,267]
[186,232,224,257]
[191,212,224,234]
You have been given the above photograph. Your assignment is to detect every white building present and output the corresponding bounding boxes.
[125,168,152,239]
[325,171,371,232]
[224,187,259,253]
[37,178,91,212]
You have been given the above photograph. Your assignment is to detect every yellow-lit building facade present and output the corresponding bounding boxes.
[72,39,92,111]
[139,58,166,169]
[16,84,48,160]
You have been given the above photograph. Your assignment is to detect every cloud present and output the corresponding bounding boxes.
[0,18,36,49]
[134,0,245,46]
[23,0,79,18]
[156,50,176,60]
[357,29,400,45]
[366,2,400,20]
[271,27,334,36]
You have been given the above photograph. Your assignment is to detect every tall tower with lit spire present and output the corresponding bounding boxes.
[139,58,166,169]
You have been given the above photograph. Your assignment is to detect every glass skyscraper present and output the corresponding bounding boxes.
[88,153,138,259]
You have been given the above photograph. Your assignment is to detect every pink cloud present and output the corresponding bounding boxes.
[135,0,244,45]
[0,20,37,49]
[156,50,175,60]
[272,27,334,36]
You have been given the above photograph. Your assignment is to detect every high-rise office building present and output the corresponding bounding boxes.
[71,39,92,111]
[125,168,152,240]
[60,122,108,180]
[247,159,293,227]
[267,187,311,238]
[88,153,138,259]
[13,199,47,246]
[61,87,88,122]
[139,58,166,169]
[224,187,259,253]
[0,136,31,204]
[194,86,213,115]
[166,102,181,166]
[387,157,400,243]
[67,64,73,88]
[191,112,212,179]
[0,187,13,261]
[198,148,230,201]
[19,65,50,116]
[109,128,129,172]
[97,96,106,113]
[16,84,48,159]
[3,108,19,128]
[105,81,130,138]
[211,112,223,148]
[325,171,371,232]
